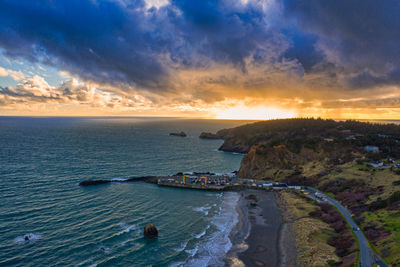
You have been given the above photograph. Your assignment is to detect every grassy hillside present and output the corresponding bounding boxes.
[204,118,400,265]
[279,191,355,266]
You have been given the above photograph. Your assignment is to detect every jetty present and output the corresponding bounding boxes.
[79,173,292,192]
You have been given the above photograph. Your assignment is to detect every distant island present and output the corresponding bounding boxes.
[169,131,187,137]
[201,118,400,266]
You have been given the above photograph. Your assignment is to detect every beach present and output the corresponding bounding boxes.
[226,190,297,267]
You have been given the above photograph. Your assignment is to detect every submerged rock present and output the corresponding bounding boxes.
[169,131,187,137]
[144,223,158,238]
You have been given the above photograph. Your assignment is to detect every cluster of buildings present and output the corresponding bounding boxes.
[369,158,400,168]
[246,182,302,190]
[159,173,236,187]
[157,173,306,192]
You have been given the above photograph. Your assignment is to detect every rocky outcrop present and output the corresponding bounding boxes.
[144,223,158,238]
[199,128,230,140]
[170,131,187,137]
[200,129,251,153]
[218,137,251,153]
[199,132,222,139]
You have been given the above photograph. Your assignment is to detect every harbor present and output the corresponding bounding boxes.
[79,172,302,192]
[157,173,237,190]
[156,173,299,191]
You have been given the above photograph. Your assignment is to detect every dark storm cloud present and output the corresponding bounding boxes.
[283,0,400,88]
[0,0,284,90]
[0,0,167,89]
[1,0,400,95]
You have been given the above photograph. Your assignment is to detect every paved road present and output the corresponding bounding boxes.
[305,187,388,267]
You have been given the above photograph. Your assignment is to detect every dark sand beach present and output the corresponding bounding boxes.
[226,190,297,267]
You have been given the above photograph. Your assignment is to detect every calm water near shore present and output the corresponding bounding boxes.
[0,117,248,267]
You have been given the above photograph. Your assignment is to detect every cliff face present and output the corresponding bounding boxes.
[218,137,252,153]
[237,144,324,178]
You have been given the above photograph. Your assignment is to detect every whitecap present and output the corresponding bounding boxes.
[181,192,239,267]
[185,245,199,257]
[117,223,139,236]
[194,225,210,239]
[174,240,188,253]
[193,205,211,216]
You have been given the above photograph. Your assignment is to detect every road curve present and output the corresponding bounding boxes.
[305,187,388,267]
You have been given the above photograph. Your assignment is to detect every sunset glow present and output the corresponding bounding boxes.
[214,106,297,120]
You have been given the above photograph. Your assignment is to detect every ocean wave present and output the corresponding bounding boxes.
[14,233,42,244]
[193,205,212,216]
[176,192,239,267]
[76,258,96,266]
[174,240,189,253]
[194,225,210,239]
[117,223,139,236]
[185,246,198,257]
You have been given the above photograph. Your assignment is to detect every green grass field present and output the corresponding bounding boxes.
[361,210,400,265]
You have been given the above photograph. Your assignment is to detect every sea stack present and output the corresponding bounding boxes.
[169,131,187,137]
[144,223,158,238]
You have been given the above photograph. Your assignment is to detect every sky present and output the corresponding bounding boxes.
[1,0,400,119]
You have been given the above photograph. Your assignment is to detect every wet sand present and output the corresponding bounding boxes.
[226,190,297,267]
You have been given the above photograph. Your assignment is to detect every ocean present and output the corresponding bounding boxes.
[0,117,248,267]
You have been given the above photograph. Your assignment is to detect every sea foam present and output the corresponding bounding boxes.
[178,192,239,267]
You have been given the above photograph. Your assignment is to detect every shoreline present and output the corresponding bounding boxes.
[226,190,297,267]
[225,191,251,267]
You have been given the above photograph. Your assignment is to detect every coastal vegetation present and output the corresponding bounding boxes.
[202,118,400,265]
[280,191,349,266]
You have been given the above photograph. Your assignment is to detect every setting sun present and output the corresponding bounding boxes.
[214,105,297,120]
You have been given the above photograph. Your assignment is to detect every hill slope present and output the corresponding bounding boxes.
[201,118,400,265]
